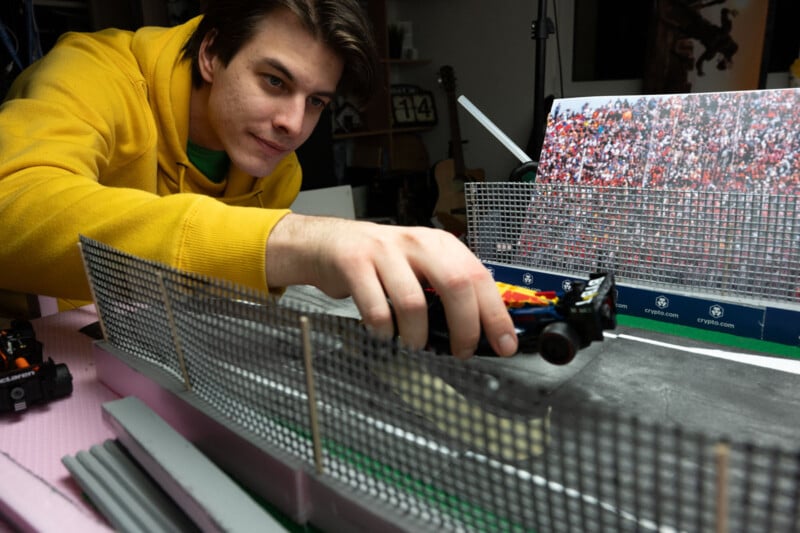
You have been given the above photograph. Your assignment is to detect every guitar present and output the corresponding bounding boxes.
[433,65,485,235]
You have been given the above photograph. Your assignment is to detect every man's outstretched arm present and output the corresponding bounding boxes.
[266,213,518,359]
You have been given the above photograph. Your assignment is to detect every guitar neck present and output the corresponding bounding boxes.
[445,89,467,178]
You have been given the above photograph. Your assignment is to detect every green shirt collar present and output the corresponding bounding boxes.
[187,139,230,183]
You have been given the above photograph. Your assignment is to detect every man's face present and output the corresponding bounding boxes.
[196,9,344,177]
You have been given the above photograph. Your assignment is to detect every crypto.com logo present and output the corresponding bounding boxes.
[709,304,724,319]
[655,296,670,309]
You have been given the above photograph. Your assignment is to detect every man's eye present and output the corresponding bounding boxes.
[264,75,283,88]
[308,96,328,109]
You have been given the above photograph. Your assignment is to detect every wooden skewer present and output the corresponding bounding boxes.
[300,316,324,474]
[714,441,730,533]
[157,273,191,391]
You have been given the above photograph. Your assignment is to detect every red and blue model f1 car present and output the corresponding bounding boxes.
[425,273,617,365]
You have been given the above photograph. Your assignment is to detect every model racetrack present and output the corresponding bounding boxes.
[466,322,800,450]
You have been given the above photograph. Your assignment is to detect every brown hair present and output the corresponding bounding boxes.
[182,0,378,106]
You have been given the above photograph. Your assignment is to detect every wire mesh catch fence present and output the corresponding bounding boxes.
[466,182,800,305]
[79,237,185,378]
[79,236,800,532]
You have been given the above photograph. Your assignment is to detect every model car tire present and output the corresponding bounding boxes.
[538,322,581,365]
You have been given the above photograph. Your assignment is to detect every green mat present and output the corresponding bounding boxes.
[618,314,800,360]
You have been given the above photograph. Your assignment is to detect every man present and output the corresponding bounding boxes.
[0,0,517,359]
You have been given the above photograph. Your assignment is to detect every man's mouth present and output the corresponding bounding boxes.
[251,134,289,156]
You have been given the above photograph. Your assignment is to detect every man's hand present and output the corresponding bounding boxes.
[266,214,518,358]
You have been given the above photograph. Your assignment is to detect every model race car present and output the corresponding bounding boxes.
[1,320,73,413]
[425,273,617,365]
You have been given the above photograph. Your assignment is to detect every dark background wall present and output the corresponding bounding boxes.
[2,0,798,187]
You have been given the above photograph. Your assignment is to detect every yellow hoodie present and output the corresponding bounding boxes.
[0,17,302,300]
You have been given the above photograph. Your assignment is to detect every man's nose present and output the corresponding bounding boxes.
[274,96,305,136]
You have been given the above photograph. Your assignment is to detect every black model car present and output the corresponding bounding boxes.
[1,320,73,413]
[426,273,617,364]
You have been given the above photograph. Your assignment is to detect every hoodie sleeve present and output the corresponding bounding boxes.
[0,29,299,300]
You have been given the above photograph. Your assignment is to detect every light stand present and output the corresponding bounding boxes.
[525,0,554,165]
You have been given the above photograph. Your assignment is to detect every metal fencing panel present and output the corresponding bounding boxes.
[467,182,800,305]
[80,236,800,532]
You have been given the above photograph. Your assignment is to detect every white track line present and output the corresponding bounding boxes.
[604,332,800,375]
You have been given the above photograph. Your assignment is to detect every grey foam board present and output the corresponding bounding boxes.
[101,396,288,532]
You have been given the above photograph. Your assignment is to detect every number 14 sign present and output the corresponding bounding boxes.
[391,84,438,128]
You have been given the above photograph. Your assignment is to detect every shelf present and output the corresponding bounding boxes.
[332,2,436,178]
[32,0,88,8]
[333,126,432,140]
[380,58,431,66]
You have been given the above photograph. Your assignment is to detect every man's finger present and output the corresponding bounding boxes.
[476,277,518,357]
[436,279,481,359]
[349,267,395,340]
[375,254,429,350]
